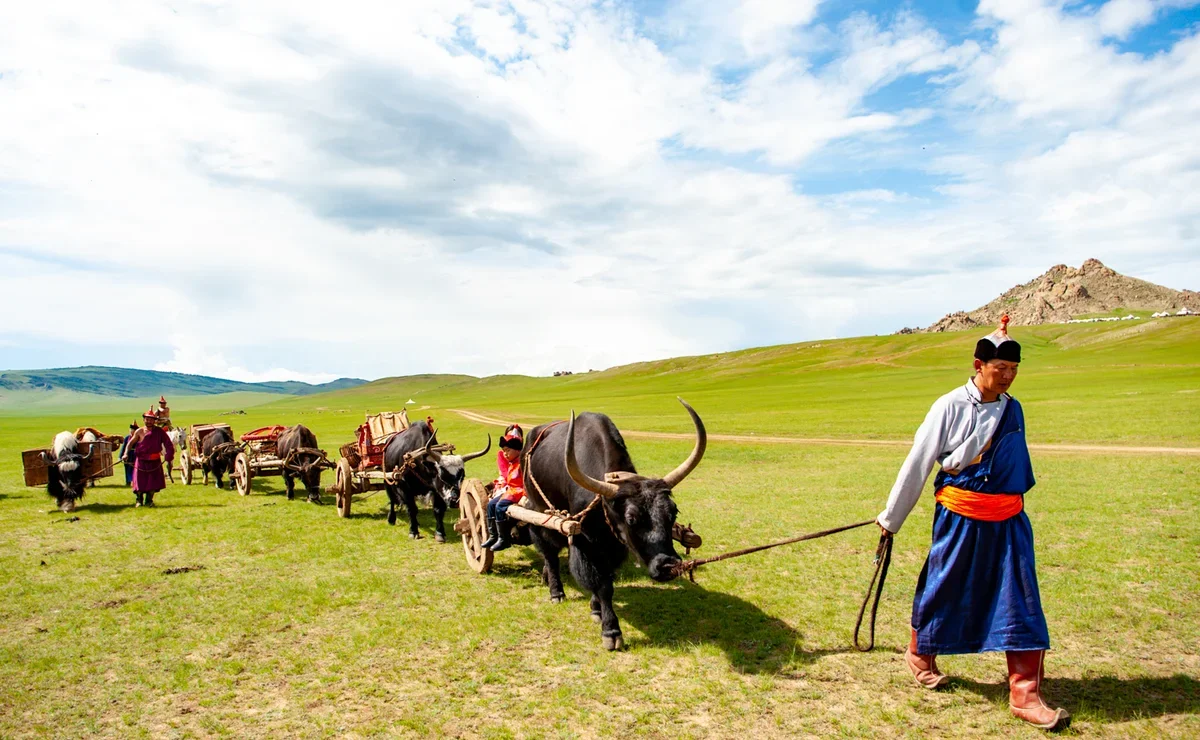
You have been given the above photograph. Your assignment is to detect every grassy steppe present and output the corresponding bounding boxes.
[1,320,1198,738]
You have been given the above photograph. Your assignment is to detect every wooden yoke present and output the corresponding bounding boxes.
[505,505,582,537]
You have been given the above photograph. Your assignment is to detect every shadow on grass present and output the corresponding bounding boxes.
[66,502,230,515]
[953,674,1200,722]
[615,581,866,674]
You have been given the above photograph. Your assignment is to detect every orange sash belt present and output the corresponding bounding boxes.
[935,486,1023,521]
[144,453,161,461]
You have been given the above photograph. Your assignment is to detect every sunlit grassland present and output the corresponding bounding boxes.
[265,319,1200,446]
[1,319,1198,737]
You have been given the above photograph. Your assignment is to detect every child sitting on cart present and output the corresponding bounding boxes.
[481,425,525,552]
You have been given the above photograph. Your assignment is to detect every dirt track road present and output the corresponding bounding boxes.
[450,409,1200,456]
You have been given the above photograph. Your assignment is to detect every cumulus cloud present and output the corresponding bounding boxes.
[0,0,1197,382]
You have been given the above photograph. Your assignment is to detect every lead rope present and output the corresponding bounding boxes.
[667,519,892,651]
[853,532,893,652]
[670,519,876,580]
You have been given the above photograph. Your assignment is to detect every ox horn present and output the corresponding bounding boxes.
[661,398,707,489]
[422,430,443,461]
[40,451,54,466]
[460,434,491,463]
[564,411,620,498]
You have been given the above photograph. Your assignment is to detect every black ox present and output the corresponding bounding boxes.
[522,399,706,650]
[201,427,238,490]
[44,430,94,513]
[382,421,491,542]
[276,424,327,503]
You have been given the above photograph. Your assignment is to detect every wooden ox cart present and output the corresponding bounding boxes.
[227,426,334,496]
[22,440,115,487]
[330,410,456,518]
[178,423,234,486]
[454,474,704,575]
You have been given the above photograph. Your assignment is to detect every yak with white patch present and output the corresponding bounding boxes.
[521,399,706,650]
[276,424,327,503]
[200,426,238,490]
[45,430,94,513]
[166,427,185,484]
[382,421,491,541]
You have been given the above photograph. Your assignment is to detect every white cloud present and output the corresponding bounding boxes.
[0,0,1198,382]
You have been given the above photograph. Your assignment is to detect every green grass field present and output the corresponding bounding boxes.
[2,321,1198,738]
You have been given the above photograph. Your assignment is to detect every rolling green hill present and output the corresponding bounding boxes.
[0,366,366,400]
[260,317,1200,447]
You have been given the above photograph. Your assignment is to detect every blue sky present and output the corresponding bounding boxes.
[1,0,1198,382]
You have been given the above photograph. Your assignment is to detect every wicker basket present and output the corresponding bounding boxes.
[339,443,362,470]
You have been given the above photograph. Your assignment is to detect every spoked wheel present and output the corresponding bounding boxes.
[456,479,493,574]
[335,458,355,518]
[233,453,251,496]
[180,453,192,485]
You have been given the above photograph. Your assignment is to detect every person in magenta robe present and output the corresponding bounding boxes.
[123,407,175,507]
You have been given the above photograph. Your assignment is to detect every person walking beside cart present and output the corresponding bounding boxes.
[123,407,175,508]
[481,425,525,552]
[875,316,1069,731]
[117,421,138,487]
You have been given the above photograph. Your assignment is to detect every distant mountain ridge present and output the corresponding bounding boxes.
[0,366,367,398]
[909,259,1199,333]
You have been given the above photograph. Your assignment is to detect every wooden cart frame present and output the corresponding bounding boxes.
[330,410,457,517]
[179,423,234,486]
[453,478,583,574]
[228,426,334,497]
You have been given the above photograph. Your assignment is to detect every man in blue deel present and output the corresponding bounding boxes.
[876,316,1069,731]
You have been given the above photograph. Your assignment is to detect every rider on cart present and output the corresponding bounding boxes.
[481,425,525,552]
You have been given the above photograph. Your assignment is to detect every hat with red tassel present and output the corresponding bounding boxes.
[975,314,1021,363]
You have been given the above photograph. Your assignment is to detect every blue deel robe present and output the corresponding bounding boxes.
[912,397,1051,655]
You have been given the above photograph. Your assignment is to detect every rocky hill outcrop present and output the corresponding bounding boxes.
[913,259,1199,333]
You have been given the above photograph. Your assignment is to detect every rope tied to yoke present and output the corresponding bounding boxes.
[668,518,893,652]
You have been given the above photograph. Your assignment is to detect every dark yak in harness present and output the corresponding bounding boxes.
[382,421,490,542]
[521,399,706,650]
[276,424,327,504]
[44,431,94,513]
[201,426,239,490]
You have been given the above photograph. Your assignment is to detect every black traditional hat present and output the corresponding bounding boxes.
[500,424,524,451]
[974,314,1021,363]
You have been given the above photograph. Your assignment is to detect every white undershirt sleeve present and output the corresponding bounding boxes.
[877,400,950,533]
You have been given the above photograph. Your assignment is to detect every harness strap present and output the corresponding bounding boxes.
[522,421,566,511]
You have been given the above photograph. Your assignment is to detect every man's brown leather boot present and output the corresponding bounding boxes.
[1007,650,1070,731]
[905,628,949,689]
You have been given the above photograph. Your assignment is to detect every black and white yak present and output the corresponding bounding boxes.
[45,431,94,513]
[522,399,706,650]
[166,427,185,484]
[381,421,491,542]
[200,427,238,490]
[276,424,329,504]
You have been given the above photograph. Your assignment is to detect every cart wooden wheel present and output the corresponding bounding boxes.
[335,458,354,518]
[233,452,251,496]
[180,453,192,485]
[458,478,493,574]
